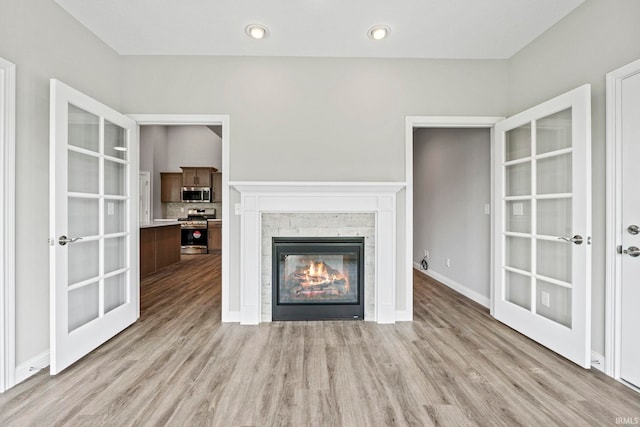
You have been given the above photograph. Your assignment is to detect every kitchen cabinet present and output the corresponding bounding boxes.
[140,223,181,278]
[181,167,215,187]
[208,221,222,252]
[160,172,182,202]
[211,172,222,202]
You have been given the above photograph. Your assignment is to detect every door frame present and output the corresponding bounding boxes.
[605,58,640,382]
[405,116,503,319]
[128,114,231,321]
[0,57,16,393]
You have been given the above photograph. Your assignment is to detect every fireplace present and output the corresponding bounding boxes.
[272,237,364,321]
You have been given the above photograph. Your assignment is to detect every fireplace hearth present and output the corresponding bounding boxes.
[272,237,364,321]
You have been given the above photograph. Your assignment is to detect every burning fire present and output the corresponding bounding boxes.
[300,261,349,292]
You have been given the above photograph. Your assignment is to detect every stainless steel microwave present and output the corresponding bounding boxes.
[181,187,211,203]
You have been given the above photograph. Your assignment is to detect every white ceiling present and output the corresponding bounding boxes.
[54,0,584,59]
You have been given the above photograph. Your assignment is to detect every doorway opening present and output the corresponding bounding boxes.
[130,115,231,322]
[404,116,502,321]
[412,127,492,307]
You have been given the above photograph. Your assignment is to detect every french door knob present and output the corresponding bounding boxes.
[627,225,640,235]
[558,235,583,245]
[58,235,82,246]
[623,246,640,257]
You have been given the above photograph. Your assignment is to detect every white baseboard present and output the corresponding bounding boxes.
[395,309,412,322]
[591,351,605,372]
[15,351,49,385]
[222,310,240,323]
[413,263,490,308]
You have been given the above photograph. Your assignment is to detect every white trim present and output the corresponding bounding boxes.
[413,263,490,308]
[15,351,49,386]
[128,114,232,322]
[405,116,502,324]
[605,58,640,380]
[591,351,605,373]
[0,57,16,393]
[231,182,404,325]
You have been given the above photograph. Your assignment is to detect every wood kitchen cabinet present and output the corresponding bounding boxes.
[140,224,181,278]
[208,221,222,252]
[211,172,222,202]
[160,172,182,202]
[181,167,215,187]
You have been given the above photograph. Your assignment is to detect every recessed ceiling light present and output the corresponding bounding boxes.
[368,25,391,40]
[245,24,269,40]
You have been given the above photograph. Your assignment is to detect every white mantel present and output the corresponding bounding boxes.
[231,182,405,325]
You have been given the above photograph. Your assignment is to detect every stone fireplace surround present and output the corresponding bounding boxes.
[232,182,404,325]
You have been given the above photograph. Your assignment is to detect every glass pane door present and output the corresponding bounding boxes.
[50,79,138,374]
[494,85,591,368]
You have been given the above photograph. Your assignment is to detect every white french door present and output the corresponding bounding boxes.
[493,85,592,368]
[50,80,139,374]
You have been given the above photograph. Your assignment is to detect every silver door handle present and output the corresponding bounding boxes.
[628,225,640,235]
[58,235,82,246]
[623,246,640,257]
[558,235,583,245]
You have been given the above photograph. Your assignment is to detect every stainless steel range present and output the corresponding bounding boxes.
[179,209,216,254]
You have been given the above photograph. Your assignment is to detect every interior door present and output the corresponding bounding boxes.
[493,85,592,368]
[620,72,640,388]
[50,79,139,374]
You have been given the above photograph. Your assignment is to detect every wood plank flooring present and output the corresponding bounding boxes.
[1,255,639,426]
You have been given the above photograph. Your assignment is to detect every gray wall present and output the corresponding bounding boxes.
[119,56,510,317]
[508,0,640,355]
[0,0,122,364]
[413,128,491,300]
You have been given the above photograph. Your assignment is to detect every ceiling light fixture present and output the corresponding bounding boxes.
[245,24,269,40]
[368,25,391,40]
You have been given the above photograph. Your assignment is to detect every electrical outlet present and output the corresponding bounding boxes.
[446,258,451,267]
[180,207,185,213]
[424,249,427,257]
[426,250,430,259]
[541,291,550,307]
[512,202,524,216]
[107,202,115,216]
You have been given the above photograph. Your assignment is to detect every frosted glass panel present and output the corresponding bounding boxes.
[105,160,127,196]
[68,151,98,194]
[536,279,572,328]
[68,282,99,332]
[105,273,127,314]
[68,240,99,285]
[68,198,99,237]
[536,108,572,155]
[506,125,531,161]
[506,200,531,233]
[68,104,98,152]
[506,162,531,197]
[506,236,531,272]
[105,120,127,160]
[537,198,572,237]
[537,153,571,194]
[105,200,127,234]
[505,271,531,310]
[537,240,571,283]
[105,236,127,273]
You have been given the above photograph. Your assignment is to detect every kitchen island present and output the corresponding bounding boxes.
[140,222,181,278]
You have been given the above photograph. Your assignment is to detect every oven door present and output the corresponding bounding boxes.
[181,226,208,254]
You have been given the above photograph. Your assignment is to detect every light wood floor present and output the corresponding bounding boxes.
[1,255,639,426]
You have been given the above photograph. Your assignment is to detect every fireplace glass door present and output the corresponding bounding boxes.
[272,237,364,321]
